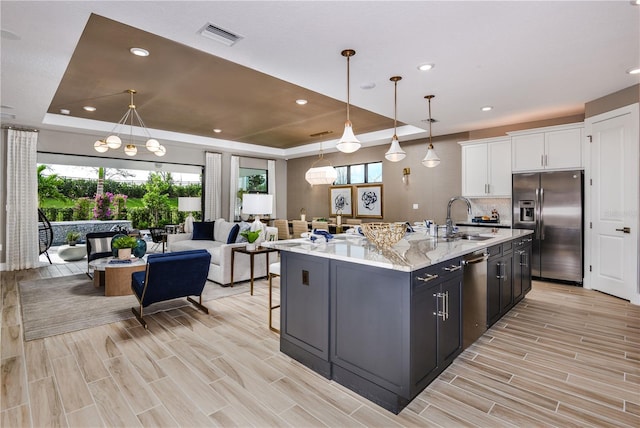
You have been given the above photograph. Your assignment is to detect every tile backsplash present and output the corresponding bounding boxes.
[469,198,512,224]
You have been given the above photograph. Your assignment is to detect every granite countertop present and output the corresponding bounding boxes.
[263,226,533,272]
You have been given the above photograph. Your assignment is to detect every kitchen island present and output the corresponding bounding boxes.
[264,226,533,414]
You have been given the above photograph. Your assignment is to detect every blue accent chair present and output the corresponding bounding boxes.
[131,249,212,328]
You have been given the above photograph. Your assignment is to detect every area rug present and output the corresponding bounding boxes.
[18,274,251,341]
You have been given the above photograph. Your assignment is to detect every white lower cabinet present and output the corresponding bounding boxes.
[460,137,511,197]
[510,123,583,172]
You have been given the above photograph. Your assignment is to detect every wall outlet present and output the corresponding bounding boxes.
[412,204,419,210]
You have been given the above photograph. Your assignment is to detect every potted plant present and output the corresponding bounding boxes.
[240,230,261,251]
[300,207,306,222]
[111,235,138,260]
[66,230,81,246]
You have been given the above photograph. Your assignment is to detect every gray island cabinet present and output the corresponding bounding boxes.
[267,227,533,414]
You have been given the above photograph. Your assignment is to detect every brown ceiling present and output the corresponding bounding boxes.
[47,14,395,149]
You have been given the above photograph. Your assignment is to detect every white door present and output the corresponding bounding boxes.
[588,104,639,303]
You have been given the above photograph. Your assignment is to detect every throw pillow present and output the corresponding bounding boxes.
[192,221,215,240]
[227,224,240,244]
[236,221,252,243]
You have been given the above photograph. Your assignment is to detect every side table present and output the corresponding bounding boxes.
[230,246,278,295]
[88,257,147,296]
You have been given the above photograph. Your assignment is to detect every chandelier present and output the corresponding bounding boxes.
[384,76,406,162]
[305,143,338,186]
[93,89,166,157]
[421,95,440,168]
[335,49,361,154]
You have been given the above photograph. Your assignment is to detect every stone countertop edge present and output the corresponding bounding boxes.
[262,227,534,272]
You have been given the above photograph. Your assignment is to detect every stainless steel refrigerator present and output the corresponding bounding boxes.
[512,170,583,284]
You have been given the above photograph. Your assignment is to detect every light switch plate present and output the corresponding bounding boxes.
[412,204,419,210]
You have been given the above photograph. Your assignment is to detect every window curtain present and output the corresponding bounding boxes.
[268,159,276,218]
[6,129,39,271]
[204,152,222,220]
[229,155,240,221]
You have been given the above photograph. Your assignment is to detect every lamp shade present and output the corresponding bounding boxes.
[242,194,273,215]
[305,165,338,185]
[421,144,441,168]
[385,136,406,162]
[336,122,361,154]
[178,197,201,212]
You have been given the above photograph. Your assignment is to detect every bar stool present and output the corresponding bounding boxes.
[268,262,280,333]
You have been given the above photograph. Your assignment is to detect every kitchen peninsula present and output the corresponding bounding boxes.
[264,227,534,414]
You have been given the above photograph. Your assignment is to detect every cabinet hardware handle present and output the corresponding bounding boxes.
[443,265,461,272]
[445,291,449,320]
[615,227,631,234]
[435,292,447,321]
[418,273,439,282]
[541,154,544,166]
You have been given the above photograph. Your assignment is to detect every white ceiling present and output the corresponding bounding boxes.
[1,1,639,158]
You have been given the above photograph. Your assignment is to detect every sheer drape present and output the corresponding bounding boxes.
[229,155,240,221]
[268,159,276,218]
[6,129,39,270]
[204,152,222,220]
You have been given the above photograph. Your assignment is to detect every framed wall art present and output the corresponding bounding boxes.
[355,184,383,218]
[329,185,353,216]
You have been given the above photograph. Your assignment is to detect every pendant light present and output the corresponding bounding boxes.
[336,49,361,154]
[93,89,166,157]
[305,143,338,185]
[421,95,441,168]
[385,76,406,162]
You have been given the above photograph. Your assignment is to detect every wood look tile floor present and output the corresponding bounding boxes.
[2,257,639,427]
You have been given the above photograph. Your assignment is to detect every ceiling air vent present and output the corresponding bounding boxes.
[199,23,243,46]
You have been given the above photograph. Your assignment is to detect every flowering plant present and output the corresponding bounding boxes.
[93,192,113,220]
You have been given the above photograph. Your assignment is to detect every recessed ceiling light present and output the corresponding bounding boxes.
[481,106,493,112]
[60,109,70,115]
[626,67,640,75]
[417,63,435,71]
[213,128,222,133]
[83,106,96,112]
[130,47,149,57]
[296,99,308,105]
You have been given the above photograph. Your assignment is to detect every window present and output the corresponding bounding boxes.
[239,167,267,193]
[333,162,382,185]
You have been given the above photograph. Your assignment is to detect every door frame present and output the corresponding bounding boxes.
[584,103,639,304]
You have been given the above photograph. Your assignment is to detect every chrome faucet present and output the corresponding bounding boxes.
[446,196,472,237]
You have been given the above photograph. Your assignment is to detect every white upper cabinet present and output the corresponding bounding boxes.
[509,123,584,172]
[459,137,511,197]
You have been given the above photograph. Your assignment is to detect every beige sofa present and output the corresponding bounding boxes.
[167,218,275,286]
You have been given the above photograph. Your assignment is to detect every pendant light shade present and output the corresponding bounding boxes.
[385,76,406,162]
[336,49,361,154]
[421,95,441,168]
[305,164,338,185]
[305,143,337,185]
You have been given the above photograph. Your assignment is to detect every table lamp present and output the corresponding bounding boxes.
[242,194,273,240]
[178,197,201,233]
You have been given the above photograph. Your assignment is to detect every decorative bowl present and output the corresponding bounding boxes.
[361,222,407,249]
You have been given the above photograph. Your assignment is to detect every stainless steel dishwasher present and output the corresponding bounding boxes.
[462,249,489,349]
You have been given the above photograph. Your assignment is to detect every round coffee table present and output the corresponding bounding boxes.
[89,256,147,296]
[57,244,87,261]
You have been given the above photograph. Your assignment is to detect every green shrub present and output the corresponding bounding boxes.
[72,197,94,220]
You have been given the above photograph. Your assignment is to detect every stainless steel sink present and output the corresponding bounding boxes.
[440,233,493,242]
[460,234,492,241]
